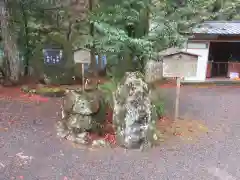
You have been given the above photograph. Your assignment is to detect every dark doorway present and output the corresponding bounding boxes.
[209,42,240,77]
[209,42,229,77]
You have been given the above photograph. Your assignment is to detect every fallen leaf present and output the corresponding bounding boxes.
[173,132,182,136]
[104,134,116,144]
[0,127,8,132]
[19,94,28,98]
[198,124,208,131]
[8,120,16,125]
[16,152,34,161]
[0,162,5,168]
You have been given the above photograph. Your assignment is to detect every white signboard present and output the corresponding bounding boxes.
[74,50,90,64]
[163,54,197,78]
[230,72,239,79]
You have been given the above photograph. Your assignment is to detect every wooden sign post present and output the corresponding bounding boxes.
[161,48,199,120]
[174,77,181,121]
[82,64,85,91]
[73,49,91,92]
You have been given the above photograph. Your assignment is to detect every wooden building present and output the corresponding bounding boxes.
[184,21,240,81]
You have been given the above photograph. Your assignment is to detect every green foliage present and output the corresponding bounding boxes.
[149,84,166,117]
[21,85,65,95]
[92,96,108,136]
[154,101,165,118]
[98,79,118,108]
[35,87,66,97]
[7,0,90,76]
[92,0,240,66]
[4,0,240,82]
[29,43,44,77]
[209,0,240,20]
[91,0,239,79]
[90,0,154,78]
[36,87,64,93]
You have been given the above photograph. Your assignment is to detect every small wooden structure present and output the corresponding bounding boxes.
[159,47,199,120]
[160,48,198,78]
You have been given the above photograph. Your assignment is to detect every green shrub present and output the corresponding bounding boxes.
[154,101,165,118]
[149,86,165,118]
[36,87,64,93]
[97,79,118,108]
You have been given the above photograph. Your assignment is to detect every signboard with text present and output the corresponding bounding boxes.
[163,53,198,78]
[43,48,63,65]
[74,50,91,64]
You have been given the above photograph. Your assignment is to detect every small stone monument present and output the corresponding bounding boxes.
[56,89,106,144]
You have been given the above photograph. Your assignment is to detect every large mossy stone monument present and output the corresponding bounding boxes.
[113,71,159,149]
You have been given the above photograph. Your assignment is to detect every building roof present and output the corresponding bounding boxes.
[159,47,200,58]
[193,21,240,35]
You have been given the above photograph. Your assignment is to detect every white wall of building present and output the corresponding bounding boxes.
[182,41,210,81]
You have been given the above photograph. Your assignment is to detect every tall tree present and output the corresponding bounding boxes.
[90,0,240,79]
[7,0,89,79]
[2,0,240,82]
[0,0,21,83]
[90,0,208,78]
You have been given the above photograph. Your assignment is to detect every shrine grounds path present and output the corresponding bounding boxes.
[0,86,240,180]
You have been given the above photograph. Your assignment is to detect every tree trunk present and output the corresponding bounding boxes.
[19,1,30,76]
[88,0,97,76]
[0,2,21,83]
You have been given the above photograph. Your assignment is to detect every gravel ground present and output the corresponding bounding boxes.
[0,86,240,180]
